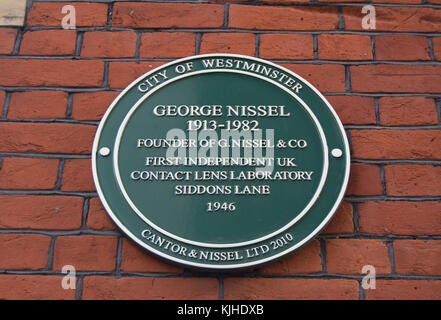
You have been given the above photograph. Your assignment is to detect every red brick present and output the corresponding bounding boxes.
[0,29,17,54]
[8,91,67,119]
[140,32,195,58]
[81,31,137,58]
[53,235,118,272]
[351,130,441,160]
[109,61,166,89]
[281,64,346,93]
[258,240,322,275]
[200,33,255,56]
[259,34,313,60]
[61,159,95,192]
[83,277,219,300]
[112,3,224,28]
[20,30,76,56]
[372,0,421,3]
[0,158,58,190]
[0,122,95,154]
[375,35,430,61]
[87,198,116,230]
[262,0,308,2]
[262,0,306,2]
[224,278,359,299]
[359,201,441,236]
[0,234,51,270]
[0,275,75,300]
[28,2,108,27]
[229,5,339,30]
[379,97,438,126]
[385,165,441,196]
[346,164,383,196]
[322,201,354,234]
[394,240,441,275]
[343,7,441,32]
[0,91,5,116]
[71,91,118,121]
[0,59,104,87]
[366,280,441,300]
[434,37,441,60]
[318,34,372,60]
[326,96,376,125]
[120,239,184,273]
[351,65,441,93]
[326,239,391,274]
[0,195,83,230]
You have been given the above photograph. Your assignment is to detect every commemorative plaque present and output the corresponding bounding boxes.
[92,54,350,270]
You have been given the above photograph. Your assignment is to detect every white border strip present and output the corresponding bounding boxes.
[92,53,351,269]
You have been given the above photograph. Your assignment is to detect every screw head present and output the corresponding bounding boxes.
[331,148,343,158]
[99,147,111,157]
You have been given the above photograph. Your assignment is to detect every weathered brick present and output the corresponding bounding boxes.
[0,234,51,270]
[385,165,441,196]
[326,239,391,274]
[20,30,76,56]
[224,278,359,299]
[350,65,441,93]
[346,164,383,196]
[318,34,372,60]
[0,59,104,87]
[359,201,441,236]
[281,64,346,93]
[81,31,137,58]
[0,195,83,230]
[259,34,313,60]
[8,90,67,119]
[71,91,119,121]
[0,122,96,154]
[140,32,195,58]
[319,0,365,2]
[53,235,118,272]
[258,240,322,275]
[371,0,422,3]
[0,29,17,54]
[375,35,430,61]
[0,158,58,190]
[433,37,441,60]
[61,159,95,192]
[326,96,376,125]
[120,238,184,273]
[83,277,219,299]
[0,91,6,116]
[379,97,438,126]
[112,3,224,28]
[394,240,441,275]
[229,5,339,30]
[0,275,75,300]
[366,280,441,300]
[322,201,354,234]
[351,130,441,160]
[87,197,116,230]
[27,2,108,27]
[200,33,255,56]
[343,7,441,32]
[109,61,166,89]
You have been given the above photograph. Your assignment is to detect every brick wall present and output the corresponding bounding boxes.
[0,0,440,300]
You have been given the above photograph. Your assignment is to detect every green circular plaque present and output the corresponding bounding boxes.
[92,54,350,270]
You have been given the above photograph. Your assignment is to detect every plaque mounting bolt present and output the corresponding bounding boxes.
[99,147,111,157]
[331,148,343,158]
